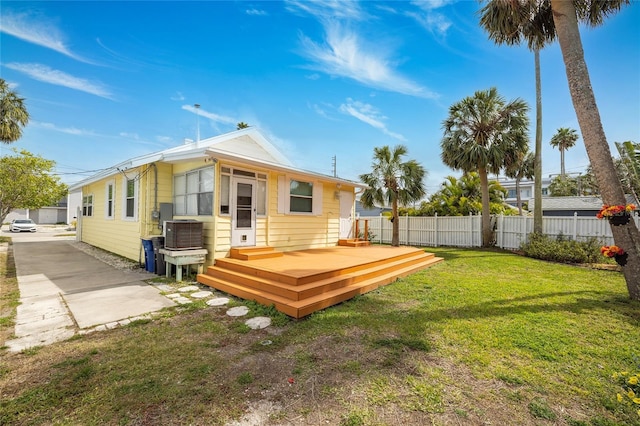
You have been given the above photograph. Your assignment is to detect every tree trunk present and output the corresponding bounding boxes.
[534,48,543,234]
[391,197,399,247]
[479,167,492,247]
[560,148,565,176]
[516,178,523,216]
[551,0,640,300]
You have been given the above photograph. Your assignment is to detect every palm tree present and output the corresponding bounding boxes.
[441,87,529,247]
[426,173,508,217]
[0,78,29,143]
[236,122,249,130]
[549,127,579,176]
[479,1,553,235]
[359,145,426,247]
[479,0,640,301]
[505,150,535,215]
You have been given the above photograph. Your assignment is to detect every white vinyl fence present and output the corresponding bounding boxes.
[359,213,640,250]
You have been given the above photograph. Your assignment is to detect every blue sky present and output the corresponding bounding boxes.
[1,1,638,194]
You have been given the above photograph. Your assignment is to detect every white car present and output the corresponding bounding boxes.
[10,219,37,232]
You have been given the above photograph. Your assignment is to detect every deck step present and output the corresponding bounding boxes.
[197,247,443,318]
[338,239,371,247]
[230,246,283,260]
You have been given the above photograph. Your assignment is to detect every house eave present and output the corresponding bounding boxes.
[206,147,366,188]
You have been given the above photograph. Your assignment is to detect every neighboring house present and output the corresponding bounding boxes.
[5,198,69,225]
[355,200,391,217]
[496,176,553,209]
[528,195,637,217]
[68,128,365,264]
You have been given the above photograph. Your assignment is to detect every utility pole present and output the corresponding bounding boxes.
[194,104,200,142]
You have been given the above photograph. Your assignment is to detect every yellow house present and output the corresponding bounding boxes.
[69,128,364,265]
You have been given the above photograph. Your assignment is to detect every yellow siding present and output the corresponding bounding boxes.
[264,171,346,252]
[79,159,356,264]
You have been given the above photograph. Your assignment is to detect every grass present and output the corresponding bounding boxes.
[1,247,639,425]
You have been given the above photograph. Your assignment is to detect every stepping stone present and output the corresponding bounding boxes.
[246,317,271,330]
[191,291,213,299]
[226,306,249,317]
[155,284,173,292]
[166,293,181,299]
[207,297,230,307]
[177,285,200,292]
[175,297,193,304]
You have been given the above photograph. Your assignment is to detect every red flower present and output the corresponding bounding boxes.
[597,204,636,219]
[601,245,625,258]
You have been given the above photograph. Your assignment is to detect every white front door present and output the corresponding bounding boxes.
[339,190,354,239]
[231,177,256,247]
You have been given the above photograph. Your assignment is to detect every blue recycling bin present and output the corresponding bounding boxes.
[141,238,155,273]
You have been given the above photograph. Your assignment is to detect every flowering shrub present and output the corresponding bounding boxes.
[612,371,640,417]
[601,245,625,258]
[596,204,636,219]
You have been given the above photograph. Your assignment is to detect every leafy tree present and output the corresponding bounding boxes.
[441,87,529,247]
[422,173,512,217]
[0,78,30,143]
[505,150,535,215]
[549,127,579,176]
[359,145,426,246]
[0,150,68,225]
[548,175,578,197]
[478,0,640,303]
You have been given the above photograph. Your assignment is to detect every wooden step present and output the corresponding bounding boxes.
[203,251,437,301]
[230,246,283,260]
[197,256,443,318]
[214,248,427,286]
[338,239,371,247]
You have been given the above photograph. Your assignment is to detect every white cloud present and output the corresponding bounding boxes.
[285,0,365,21]
[246,8,267,16]
[171,91,185,101]
[339,98,406,141]
[32,121,97,136]
[408,0,454,37]
[181,104,237,125]
[299,22,437,99]
[5,63,113,99]
[0,11,90,63]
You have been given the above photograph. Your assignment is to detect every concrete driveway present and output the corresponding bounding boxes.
[4,226,175,352]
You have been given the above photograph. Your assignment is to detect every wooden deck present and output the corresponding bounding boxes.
[197,244,444,318]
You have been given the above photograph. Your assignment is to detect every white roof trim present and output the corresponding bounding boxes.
[207,147,365,188]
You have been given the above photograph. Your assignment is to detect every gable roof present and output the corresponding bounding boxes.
[69,127,363,191]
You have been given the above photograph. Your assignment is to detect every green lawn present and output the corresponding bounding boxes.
[1,247,639,425]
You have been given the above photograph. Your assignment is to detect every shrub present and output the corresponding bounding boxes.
[520,233,603,264]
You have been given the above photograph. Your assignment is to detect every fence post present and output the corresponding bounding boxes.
[498,214,504,248]
[435,213,439,247]
[573,212,578,240]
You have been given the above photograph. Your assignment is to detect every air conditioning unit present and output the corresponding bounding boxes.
[164,220,203,250]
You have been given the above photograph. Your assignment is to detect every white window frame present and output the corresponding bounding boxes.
[277,175,322,216]
[105,180,115,219]
[122,177,139,221]
[219,167,267,217]
[173,167,214,216]
[82,194,94,217]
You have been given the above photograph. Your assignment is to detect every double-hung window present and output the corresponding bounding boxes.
[82,194,93,217]
[105,181,114,219]
[277,175,322,215]
[173,167,214,216]
[122,177,138,220]
[289,180,313,213]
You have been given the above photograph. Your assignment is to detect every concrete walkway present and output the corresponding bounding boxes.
[5,236,175,352]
